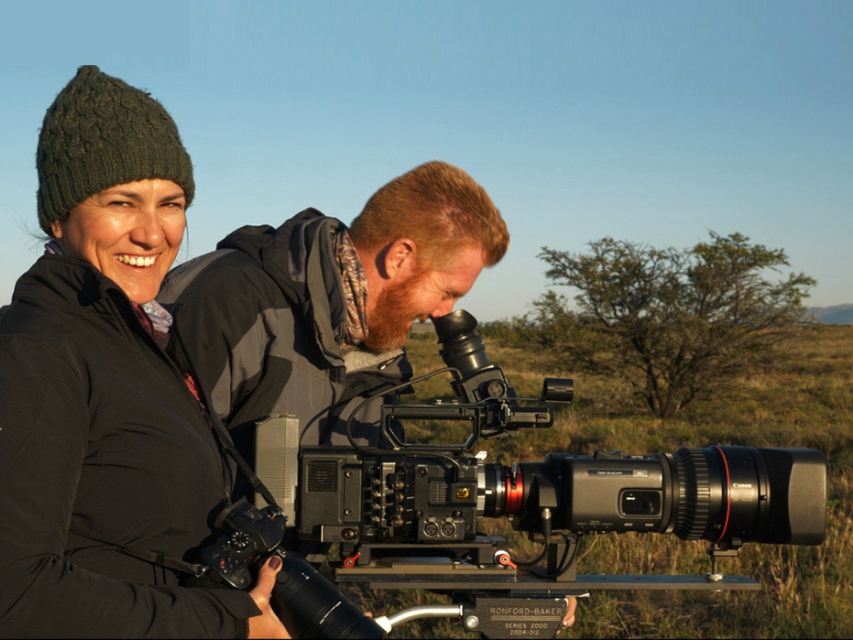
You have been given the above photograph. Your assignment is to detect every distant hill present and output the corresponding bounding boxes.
[807,304,853,324]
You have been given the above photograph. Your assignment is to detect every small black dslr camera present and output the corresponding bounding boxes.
[199,498,286,590]
[197,498,384,639]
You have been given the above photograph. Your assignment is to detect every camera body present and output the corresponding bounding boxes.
[199,498,287,590]
[298,447,481,545]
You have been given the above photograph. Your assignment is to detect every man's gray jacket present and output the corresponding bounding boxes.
[160,209,412,500]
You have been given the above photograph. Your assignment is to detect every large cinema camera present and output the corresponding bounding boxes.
[204,309,827,639]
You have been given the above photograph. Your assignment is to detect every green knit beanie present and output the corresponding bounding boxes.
[37,65,195,235]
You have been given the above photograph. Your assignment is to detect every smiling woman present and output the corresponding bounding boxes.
[49,179,188,303]
[0,66,289,638]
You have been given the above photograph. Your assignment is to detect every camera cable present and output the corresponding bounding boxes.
[344,366,475,473]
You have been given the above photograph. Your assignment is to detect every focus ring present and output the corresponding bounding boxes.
[674,448,711,540]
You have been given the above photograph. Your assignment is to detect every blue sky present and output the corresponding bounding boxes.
[1,1,851,322]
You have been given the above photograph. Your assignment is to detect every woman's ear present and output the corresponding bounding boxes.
[50,219,65,240]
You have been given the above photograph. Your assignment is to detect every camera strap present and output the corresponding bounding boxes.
[67,522,208,577]
[168,326,281,510]
[210,413,279,510]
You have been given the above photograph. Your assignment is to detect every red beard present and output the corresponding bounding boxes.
[363,272,428,353]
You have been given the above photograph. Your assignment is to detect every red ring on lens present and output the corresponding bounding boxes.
[715,446,732,542]
[504,466,524,515]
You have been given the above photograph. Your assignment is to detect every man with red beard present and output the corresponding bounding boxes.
[157,162,588,632]
[159,161,508,486]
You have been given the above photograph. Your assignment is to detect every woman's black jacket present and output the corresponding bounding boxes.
[0,255,259,638]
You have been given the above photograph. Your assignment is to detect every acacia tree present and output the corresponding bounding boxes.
[526,232,815,419]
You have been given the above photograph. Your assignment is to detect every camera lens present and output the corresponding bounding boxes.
[671,446,826,546]
[482,446,826,547]
[270,549,385,639]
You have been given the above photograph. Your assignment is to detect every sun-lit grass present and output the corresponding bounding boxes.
[336,325,853,638]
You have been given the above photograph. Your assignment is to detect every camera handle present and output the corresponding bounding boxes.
[372,604,462,634]
[373,594,574,639]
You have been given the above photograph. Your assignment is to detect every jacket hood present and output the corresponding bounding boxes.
[216,209,349,357]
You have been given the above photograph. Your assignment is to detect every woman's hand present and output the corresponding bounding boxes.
[247,556,291,639]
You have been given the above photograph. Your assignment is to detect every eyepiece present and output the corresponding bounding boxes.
[433,309,479,343]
